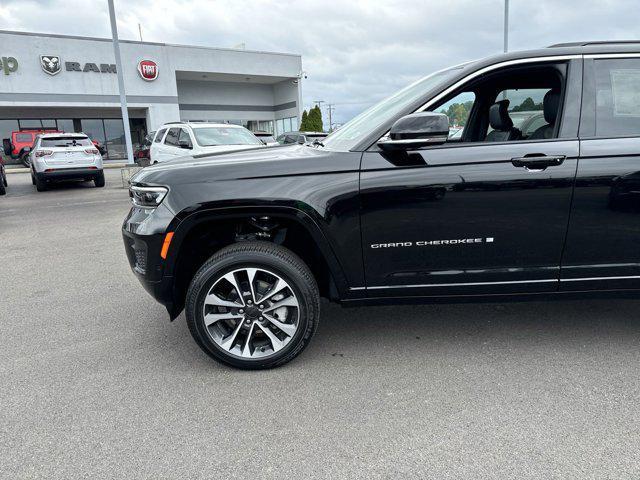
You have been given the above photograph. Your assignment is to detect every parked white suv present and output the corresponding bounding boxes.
[29,133,104,192]
[150,122,265,163]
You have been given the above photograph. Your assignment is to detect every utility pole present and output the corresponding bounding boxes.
[326,104,335,132]
[503,0,509,53]
[108,0,134,165]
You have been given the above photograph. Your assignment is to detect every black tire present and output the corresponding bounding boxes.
[94,171,105,188]
[2,167,7,187]
[31,172,36,185]
[0,178,5,196]
[185,241,320,369]
[34,174,47,192]
[20,152,30,167]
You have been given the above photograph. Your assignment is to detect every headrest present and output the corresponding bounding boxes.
[543,89,560,124]
[489,100,513,131]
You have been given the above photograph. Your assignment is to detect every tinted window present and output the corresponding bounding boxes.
[192,127,262,146]
[154,129,167,143]
[164,128,181,146]
[594,58,640,137]
[41,136,92,147]
[15,133,33,143]
[178,129,193,148]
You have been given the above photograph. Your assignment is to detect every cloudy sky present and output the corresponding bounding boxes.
[1,0,639,126]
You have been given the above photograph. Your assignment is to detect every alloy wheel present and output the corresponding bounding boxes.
[202,267,300,359]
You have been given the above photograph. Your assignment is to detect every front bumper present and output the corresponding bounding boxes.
[122,202,179,315]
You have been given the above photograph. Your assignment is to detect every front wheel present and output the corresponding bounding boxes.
[185,242,320,369]
[20,152,30,167]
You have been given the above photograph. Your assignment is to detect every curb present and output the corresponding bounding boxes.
[6,162,130,174]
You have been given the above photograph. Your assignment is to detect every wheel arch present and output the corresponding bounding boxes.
[164,205,351,318]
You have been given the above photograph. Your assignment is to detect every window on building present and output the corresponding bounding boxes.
[594,58,640,137]
[56,119,75,134]
[81,119,107,149]
[104,119,126,159]
[0,120,19,147]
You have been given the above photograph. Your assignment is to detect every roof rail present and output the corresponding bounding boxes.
[164,120,209,125]
[548,40,640,48]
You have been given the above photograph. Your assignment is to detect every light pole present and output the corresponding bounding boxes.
[503,0,509,53]
[107,0,134,165]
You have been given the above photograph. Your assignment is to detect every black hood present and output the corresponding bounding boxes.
[132,144,353,187]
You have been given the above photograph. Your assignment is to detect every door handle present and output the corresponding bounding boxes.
[511,154,566,170]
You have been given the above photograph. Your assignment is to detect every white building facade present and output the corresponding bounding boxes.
[0,30,302,160]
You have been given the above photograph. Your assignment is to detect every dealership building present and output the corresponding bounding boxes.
[0,30,302,161]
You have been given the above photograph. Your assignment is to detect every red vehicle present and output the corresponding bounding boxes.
[3,130,105,166]
[3,129,61,167]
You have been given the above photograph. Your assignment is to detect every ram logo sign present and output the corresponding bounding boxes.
[137,60,158,81]
[40,55,61,76]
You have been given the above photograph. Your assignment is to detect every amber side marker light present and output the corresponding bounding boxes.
[160,232,174,259]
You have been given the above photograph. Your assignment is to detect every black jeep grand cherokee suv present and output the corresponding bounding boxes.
[124,41,640,369]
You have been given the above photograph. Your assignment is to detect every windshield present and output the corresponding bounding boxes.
[41,136,92,147]
[193,127,262,147]
[322,66,463,151]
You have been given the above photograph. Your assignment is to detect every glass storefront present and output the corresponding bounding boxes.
[0,117,146,162]
[275,116,298,135]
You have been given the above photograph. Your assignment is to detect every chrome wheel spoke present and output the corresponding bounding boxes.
[204,311,241,326]
[220,319,244,350]
[263,296,298,313]
[263,313,297,337]
[242,322,256,357]
[221,272,245,305]
[257,278,287,304]
[246,267,259,303]
[256,323,285,351]
[205,292,243,309]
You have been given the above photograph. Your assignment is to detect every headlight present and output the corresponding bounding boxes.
[129,185,168,208]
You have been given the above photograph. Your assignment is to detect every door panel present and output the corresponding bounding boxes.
[561,57,640,291]
[561,137,640,290]
[360,140,579,296]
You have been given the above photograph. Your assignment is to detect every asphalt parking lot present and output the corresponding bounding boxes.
[2,168,640,479]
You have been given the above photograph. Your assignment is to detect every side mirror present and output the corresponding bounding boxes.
[377,112,449,151]
[2,138,11,156]
[297,136,306,145]
[178,140,192,150]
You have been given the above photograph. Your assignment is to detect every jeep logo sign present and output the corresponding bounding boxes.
[137,60,158,81]
[0,56,18,75]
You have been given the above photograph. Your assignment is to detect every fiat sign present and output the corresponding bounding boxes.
[137,60,158,81]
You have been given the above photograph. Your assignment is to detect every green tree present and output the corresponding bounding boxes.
[306,105,324,132]
[299,110,310,131]
[511,97,542,112]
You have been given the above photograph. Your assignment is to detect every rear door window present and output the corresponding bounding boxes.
[593,58,640,137]
[154,129,167,143]
[164,128,180,146]
[15,133,33,143]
